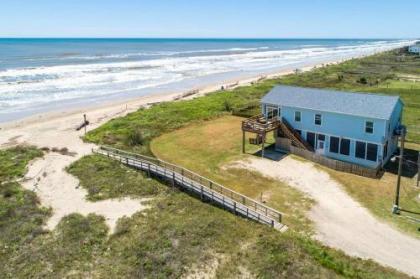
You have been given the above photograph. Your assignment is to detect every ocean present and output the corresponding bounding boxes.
[0,38,414,122]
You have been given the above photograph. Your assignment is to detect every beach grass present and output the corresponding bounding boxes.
[1,146,411,278]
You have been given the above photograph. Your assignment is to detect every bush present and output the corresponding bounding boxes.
[223,100,232,112]
[126,128,144,146]
[358,77,368,84]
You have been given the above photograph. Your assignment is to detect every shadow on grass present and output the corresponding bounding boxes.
[383,147,419,178]
[252,144,288,162]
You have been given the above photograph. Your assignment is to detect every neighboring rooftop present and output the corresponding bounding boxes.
[261,85,401,119]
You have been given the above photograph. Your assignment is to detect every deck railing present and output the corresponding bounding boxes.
[242,114,279,134]
[94,146,284,224]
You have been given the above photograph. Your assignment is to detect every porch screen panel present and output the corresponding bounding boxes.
[355,141,366,159]
[340,138,350,156]
[329,136,339,153]
[366,143,378,162]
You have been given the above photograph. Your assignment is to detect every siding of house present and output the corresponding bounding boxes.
[262,102,402,168]
[409,45,420,54]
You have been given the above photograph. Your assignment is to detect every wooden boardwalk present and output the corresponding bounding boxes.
[94,146,287,232]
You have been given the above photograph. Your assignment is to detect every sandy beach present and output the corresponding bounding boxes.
[0,64,306,232]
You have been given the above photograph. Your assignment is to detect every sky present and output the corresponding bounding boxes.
[0,0,419,38]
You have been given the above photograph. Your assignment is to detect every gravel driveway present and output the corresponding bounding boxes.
[236,156,420,278]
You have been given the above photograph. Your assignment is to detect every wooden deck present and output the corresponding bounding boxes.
[242,114,279,134]
[94,146,287,232]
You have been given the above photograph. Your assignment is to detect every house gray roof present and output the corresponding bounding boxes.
[261,85,401,120]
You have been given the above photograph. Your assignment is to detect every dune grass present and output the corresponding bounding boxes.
[1,146,410,278]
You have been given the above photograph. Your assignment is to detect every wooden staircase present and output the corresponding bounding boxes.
[278,117,314,152]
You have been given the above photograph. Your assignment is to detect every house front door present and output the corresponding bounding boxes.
[317,140,325,154]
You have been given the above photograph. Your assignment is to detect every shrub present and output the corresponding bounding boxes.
[126,128,144,146]
[358,77,368,84]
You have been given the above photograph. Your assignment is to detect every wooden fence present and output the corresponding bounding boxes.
[289,146,381,178]
[94,146,286,231]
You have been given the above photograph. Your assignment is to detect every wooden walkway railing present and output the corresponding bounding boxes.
[94,146,286,231]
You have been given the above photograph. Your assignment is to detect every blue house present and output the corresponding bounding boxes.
[257,86,404,168]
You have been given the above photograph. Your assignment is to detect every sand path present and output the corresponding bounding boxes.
[0,91,186,231]
[235,156,420,278]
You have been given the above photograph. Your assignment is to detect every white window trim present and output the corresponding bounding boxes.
[365,120,374,134]
[294,111,301,122]
[314,113,322,126]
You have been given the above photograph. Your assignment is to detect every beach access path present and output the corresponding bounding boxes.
[234,156,420,278]
[0,69,295,232]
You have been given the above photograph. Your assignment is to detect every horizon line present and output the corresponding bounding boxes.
[0,36,417,40]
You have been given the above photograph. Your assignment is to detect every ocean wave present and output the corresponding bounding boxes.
[0,39,414,114]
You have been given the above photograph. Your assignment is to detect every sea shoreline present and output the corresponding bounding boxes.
[0,49,386,132]
[1,38,414,126]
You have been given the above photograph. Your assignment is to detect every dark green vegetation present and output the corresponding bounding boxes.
[0,148,410,278]
[67,155,167,201]
[85,78,280,155]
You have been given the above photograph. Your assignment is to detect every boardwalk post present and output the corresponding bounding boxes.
[242,130,245,153]
[96,147,286,231]
[172,172,175,188]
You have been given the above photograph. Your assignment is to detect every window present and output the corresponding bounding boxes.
[329,136,339,153]
[355,141,366,159]
[315,114,322,125]
[366,143,378,162]
[317,134,325,141]
[306,132,315,148]
[340,138,350,156]
[294,111,301,122]
[267,106,278,119]
[365,121,374,134]
[295,129,302,136]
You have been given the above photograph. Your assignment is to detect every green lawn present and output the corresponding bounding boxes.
[151,115,313,232]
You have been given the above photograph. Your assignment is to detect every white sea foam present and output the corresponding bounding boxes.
[0,39,414,117]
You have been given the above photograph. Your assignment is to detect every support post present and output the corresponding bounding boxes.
[393,128,405,214]
[261,133,265,158]
[147,163,151,177]
[83,114,87,135]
